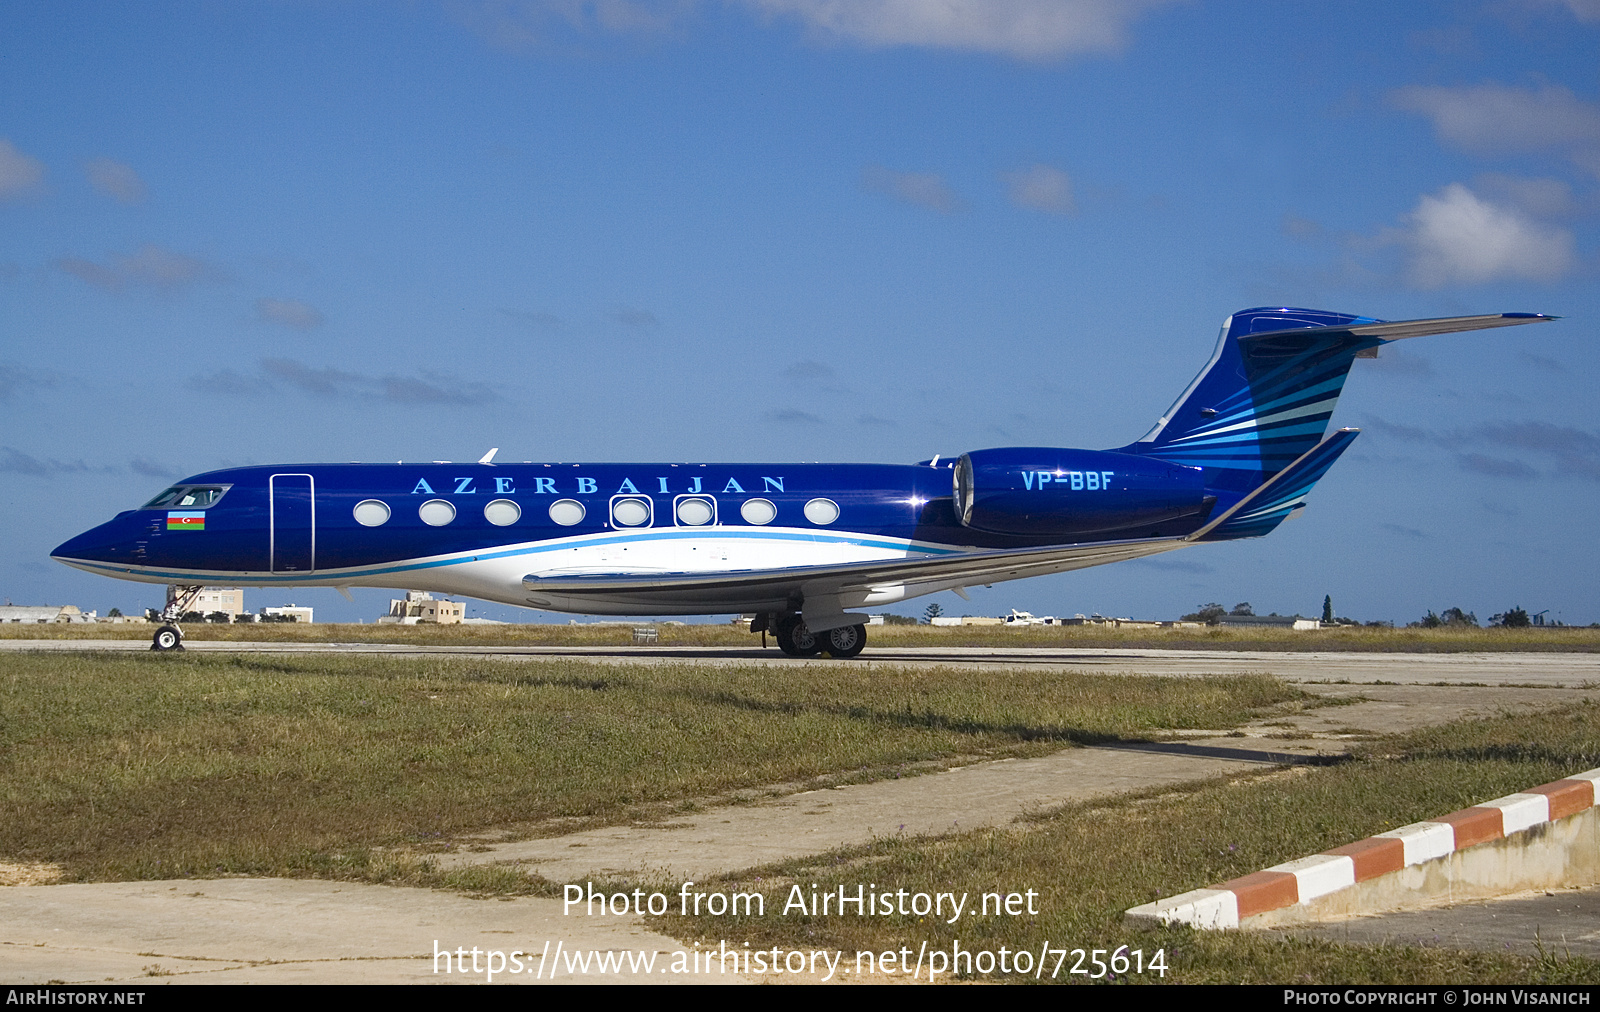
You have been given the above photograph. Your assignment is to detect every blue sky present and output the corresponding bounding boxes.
[2,0,1597,625]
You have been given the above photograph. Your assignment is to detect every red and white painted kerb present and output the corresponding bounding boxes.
[1126,767,1600,930]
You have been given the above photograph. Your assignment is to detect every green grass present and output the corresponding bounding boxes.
[6,620,1599,651]
[654,702,1600,984]
[0,651,1300,881]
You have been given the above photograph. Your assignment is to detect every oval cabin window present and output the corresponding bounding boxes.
[740,498,777,525]
[352,500,391,527]
[675,496,714,526]
[484,499,521,526]
[548,499,586,526]
[611,497,651,527]
[419,500,457,527]
[803,498,840,525]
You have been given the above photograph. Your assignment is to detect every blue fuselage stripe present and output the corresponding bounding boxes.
[62,526,966,584]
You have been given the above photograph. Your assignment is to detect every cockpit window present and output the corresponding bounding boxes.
[142,485,232,509]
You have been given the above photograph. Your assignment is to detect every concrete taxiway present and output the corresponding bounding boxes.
[0,879,706,985]
[1276,886,1600,961]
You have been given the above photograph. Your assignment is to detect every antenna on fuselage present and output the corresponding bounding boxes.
[478,447,499,464]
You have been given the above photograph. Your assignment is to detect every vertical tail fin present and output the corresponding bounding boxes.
[1120,307,1379,485]
[1119,308,1554,489]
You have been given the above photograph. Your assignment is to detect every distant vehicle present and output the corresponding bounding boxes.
[1002,610,1056,626]
[53,308,1553,657]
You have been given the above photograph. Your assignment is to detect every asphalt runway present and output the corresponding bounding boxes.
[4,641,1598,983]
[8,639,1600,687]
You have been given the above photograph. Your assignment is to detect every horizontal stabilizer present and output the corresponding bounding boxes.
[1248,312,1556,345]
[1187,428,1360,542]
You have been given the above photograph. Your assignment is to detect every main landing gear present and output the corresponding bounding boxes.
[150,584,203,652]
[762,613,868,659]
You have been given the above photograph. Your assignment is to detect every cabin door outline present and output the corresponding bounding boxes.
[269,473,315,573]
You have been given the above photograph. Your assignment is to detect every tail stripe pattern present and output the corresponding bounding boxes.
[1137,312,1377,475]
[1124,307,1552,541]
[1195,429,1360,541]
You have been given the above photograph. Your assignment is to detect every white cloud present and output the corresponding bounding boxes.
[454,0,1174,59]
[1003,163,1075,214]
[54,244,221,292]
[764,407,824,425]
[609,307,660,328]
[1394,183,1574,288]
[255,297,325,330]
[1391,82,1600,175]
[1473,173,1580,219]
[119,245,214,287]
[0,362,54,401]
[500,308,565,332]
[0,139,45,200]
[451,0,694,50]
[0,446,94,477]
[782,360,836,380]
[84,158,148,203]
[1281,213,1323,238]
[240,358,500,405]
[1550,0,1600,22]
[740,0,1174,59]
[861,164,963,213]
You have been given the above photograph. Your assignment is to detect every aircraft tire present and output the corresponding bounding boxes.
[823,624,866,659]
[151,625,184,652]
[774,615,822,657]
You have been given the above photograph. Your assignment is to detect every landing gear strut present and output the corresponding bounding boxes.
[151,584,202,651]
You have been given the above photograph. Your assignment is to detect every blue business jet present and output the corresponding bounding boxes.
[54,307,1553,656]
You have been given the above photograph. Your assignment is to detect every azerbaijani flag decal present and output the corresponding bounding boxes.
[167,511,206,531]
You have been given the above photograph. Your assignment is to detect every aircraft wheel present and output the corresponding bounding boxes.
[823,624,866,659]
[151,625,184,652]
[774,615,822,657]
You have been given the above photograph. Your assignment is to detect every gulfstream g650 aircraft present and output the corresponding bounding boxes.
[54,307,1552,656]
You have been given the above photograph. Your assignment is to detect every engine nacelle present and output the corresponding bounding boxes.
[954,447,1211,537]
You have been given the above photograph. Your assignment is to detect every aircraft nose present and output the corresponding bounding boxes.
[52,515,139,567]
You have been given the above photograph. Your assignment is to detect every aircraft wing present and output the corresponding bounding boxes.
[522,535,1186,601]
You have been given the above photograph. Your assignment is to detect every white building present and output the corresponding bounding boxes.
[166,586,246,619]
[262,604,314,624]
[379,591,464,625]
[1216,614,1321,631]
[0,604,97,624]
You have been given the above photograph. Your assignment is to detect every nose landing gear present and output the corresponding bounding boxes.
[150,584,203,651]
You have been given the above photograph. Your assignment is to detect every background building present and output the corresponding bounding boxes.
[380,591,464,625]
[0,604,96,624]
[261,605,313,624]
[165,586,246,619]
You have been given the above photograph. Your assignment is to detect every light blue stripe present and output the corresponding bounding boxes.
[1187,376,1347,434]
[60,527,968,585]
[1169,419,1331,449]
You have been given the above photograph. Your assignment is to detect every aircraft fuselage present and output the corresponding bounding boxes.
[52,459,1211,616]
